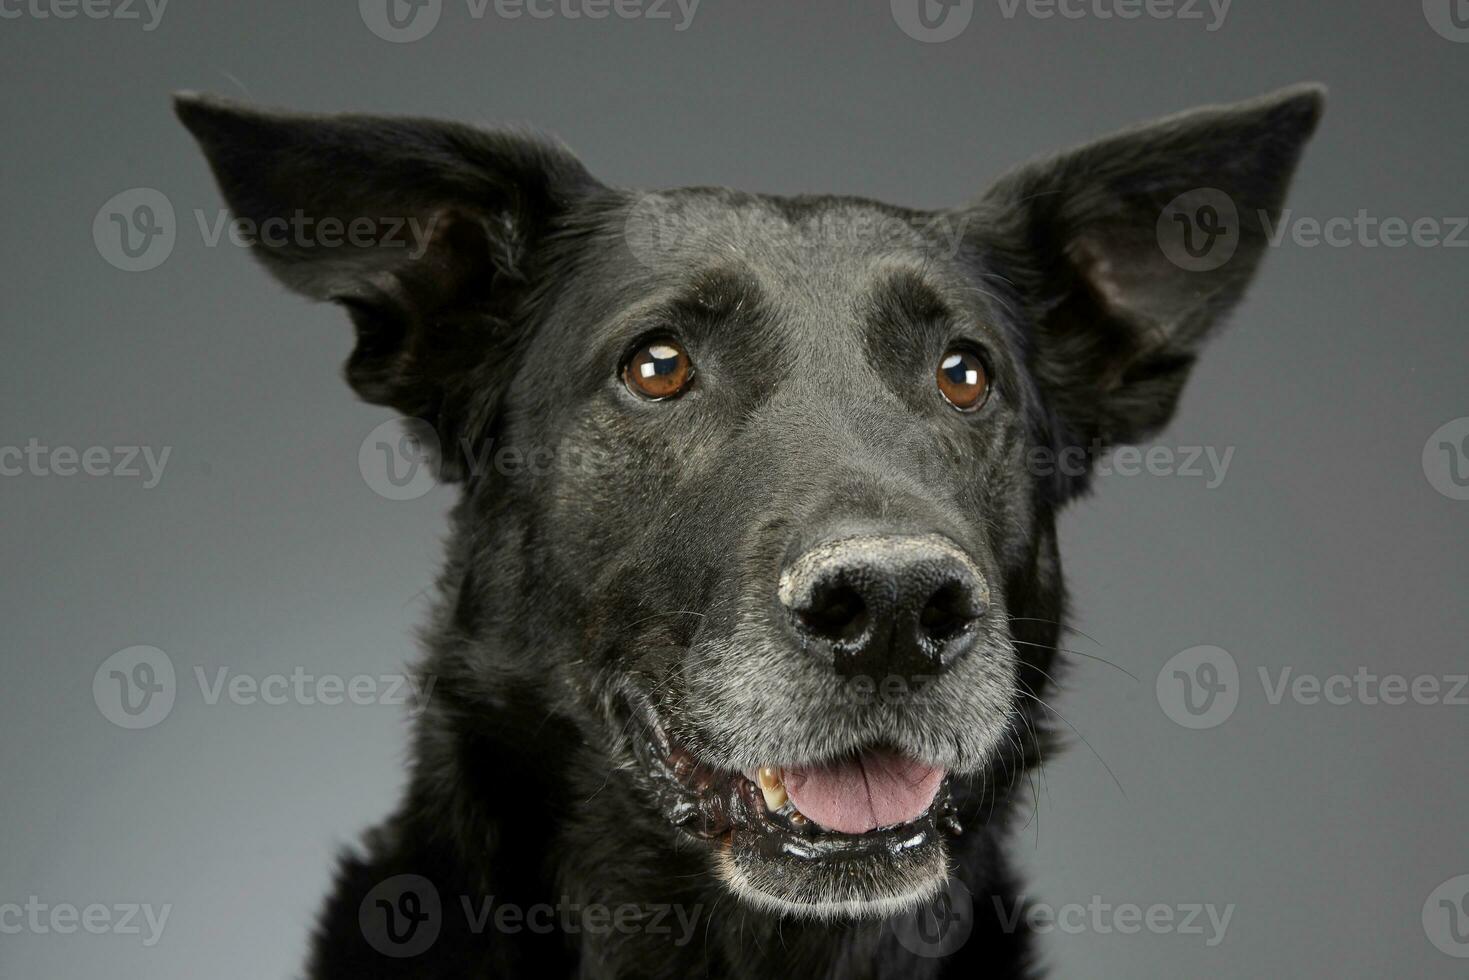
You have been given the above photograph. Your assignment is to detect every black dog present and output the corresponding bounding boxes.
[178,84,1322,978]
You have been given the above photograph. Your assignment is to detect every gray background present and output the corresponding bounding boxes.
[2,1,1466,976]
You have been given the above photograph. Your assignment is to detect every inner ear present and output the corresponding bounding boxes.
[1033,264,1196,451]
[335,211,503,411]
[1067,231,1179,348]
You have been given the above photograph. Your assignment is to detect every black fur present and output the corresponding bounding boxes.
[176,85,1323,978]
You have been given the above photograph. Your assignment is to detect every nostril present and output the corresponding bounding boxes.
[797,582,869,644]
[782,534,990,672]
[918,580,982,642]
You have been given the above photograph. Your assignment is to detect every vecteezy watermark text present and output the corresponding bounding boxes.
[193,209,439,257]
[993,895,1235,946]
[891,0,1229,43]
[995,0,1231,31]
[0,440,170,488]
[1261,209,1469,249]
[1026,442,1234,488]
[0,0,167,30]
[359,0,699,43]
[0,897,170,947]
[623,196,973,270]
[837,673,942,708]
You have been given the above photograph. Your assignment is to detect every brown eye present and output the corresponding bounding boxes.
[936,348,989,411]
[624,338,694,401]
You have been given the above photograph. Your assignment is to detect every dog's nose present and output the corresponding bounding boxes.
[779,533,989,676]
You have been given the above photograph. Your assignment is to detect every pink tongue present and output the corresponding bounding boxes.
[783,752,945,834]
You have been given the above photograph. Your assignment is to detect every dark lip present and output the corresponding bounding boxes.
[631,708,963,862]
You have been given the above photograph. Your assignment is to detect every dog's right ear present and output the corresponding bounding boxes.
[960,85,1323,479]
[175,93,601,477]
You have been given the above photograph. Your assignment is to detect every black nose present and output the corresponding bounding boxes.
[780,533,989,676]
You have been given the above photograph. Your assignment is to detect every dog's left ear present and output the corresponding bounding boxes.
[966,84,1324,466]
[175,93,603,480]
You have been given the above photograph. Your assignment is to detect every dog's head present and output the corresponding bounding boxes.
[179,87,1321,919]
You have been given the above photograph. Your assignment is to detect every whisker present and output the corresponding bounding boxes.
[1011,638,1138,682]
[1013,707,1051,819]
[1006,616,1107,648]
[1016,686,1126,799]
[619,609,708,633]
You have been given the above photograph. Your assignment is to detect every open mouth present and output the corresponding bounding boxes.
[636,717,964,917]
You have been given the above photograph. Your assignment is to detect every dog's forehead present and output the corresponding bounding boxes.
[620,190,970,311]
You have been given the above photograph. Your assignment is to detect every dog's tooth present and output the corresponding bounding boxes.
[756,766,786,812]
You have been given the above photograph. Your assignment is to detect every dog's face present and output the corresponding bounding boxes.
[509,197,1035,915]
[179,87,1321,919]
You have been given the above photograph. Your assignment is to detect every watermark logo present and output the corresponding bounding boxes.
[359,418,622,498]
[93,647,435,729]
[360,418,441,501]
[1423,0,1469,42]
[1159,191,1469,261]
[95,190,443,272]
[1156,645,1239,729]
[622,194,677,268]
[362,0,698,40]
[1424,874,1469,957]
[1423,417,1469,501]
[1160,652,1467,727]
[360,875,443,958]
[892,877,974,956]
[94,188,176,272]
[93,646,177,730]
[1157,188,1238,272]
[358,878,703,953]
[360,0,442,41]
[891,0,974,42]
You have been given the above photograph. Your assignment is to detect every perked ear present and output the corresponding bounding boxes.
[971,84,1324,464]
[174,93,601,478]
